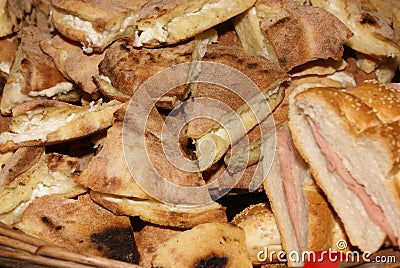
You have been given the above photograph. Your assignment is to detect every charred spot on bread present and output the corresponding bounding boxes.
[194,255,228,268]
[360,13,377,25]
[41,216,63,231]
[90,227,139,263]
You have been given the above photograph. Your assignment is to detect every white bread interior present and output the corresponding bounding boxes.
[288,87,399,252]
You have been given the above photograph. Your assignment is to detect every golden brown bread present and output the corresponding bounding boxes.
[0,148,85,225]
[77,121,151,199]
[90,191,227,229]
[0,35,18,75]
[232,203,282,265]
[0,146,44,186]
[135,224,183,267]
[259,0,353,72]
[185,44,288,171]
[40,35,105,94]
[78,105,204,199]
[0,0,32,37]
[0,99,123,152]
[349,80,400,123]
[97,38,193,107]
[15,194,139,263]
[0,24,72,115]
[310,0,400,58]
[51,0,147,52]
[134,0,257,47]
[151,222,252,268]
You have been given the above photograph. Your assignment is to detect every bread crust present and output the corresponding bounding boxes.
[289,86,400,251]
[151,222,252,268]
[90,191,227,229]
[15,194,139,263]
[259,0,352,71]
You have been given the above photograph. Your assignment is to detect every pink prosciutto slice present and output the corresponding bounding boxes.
[307,117,397,246]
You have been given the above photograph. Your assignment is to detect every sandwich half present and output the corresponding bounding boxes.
[263,122,347,266]
[289,85,400,252]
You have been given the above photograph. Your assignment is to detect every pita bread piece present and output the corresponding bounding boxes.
[186,44,288,169]
[133,0,257,47]
[91,191,227,229]
[51,0,148,52]
[258,0,353,72]
[15,194,139,263]
[135,224,183,267]
[151,222,252,268]
[97,38,193,107]
[41,34,105,94]
[0,25,74,115]
[0,147,86,225]
[0,99,122,152]
[311,0,400,58]
[0,0,32,37]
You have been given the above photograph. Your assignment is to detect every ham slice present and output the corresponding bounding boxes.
[276,127,301,249]
[307,117,398,246]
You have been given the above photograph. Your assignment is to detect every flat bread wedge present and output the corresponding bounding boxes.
[91,191,227,229]
[0,35,18,76]
[0,147,86,225]
[0,99,122,153]
[259,0,353,72]
[151,222,252,268]
[40,35,105,94]
[185,44,289,170]
[79,105,227,227]
[97,38,194,108]
[0,0,32,37]
[311,0,400,59]
[0,24,76,115]
[135,224,182,267]
[133,0,257,47]
[233,0,353,71]
[15,194,139,263]
[50,0,148,52]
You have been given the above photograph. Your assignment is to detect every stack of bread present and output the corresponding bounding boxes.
[0,0,399,267]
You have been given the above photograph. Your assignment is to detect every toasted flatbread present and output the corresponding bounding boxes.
[311,0,400,58]
[0,99,122,152]
[135,224,183,267]
[151,222,252,268]
[78,105,204,199]
[0,24,75,115]
[51,0,147,52]
[0,147,86,225]
[77,121,151,199]
[0,35,18,75]
[15,194,139,263]
[40,35,105,94]
[97,38,194,107]
[185,44,288,170]
[0,0,32,37]
[90,191,227,229]
[133,0,257,47]
[257,0,353,72]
